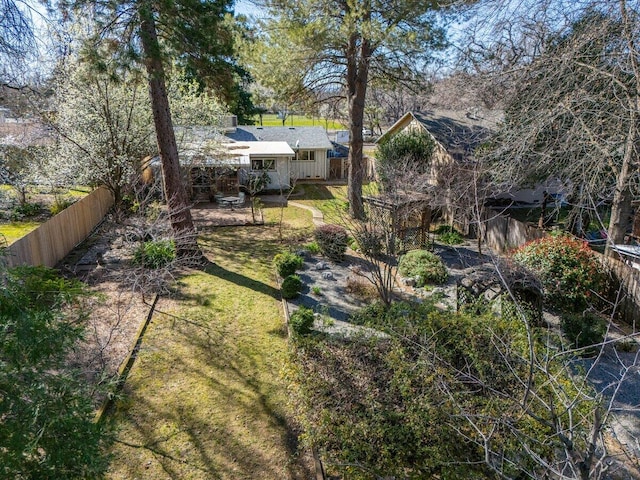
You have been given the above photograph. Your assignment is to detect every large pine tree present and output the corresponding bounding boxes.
[61,0,244,255]
[256,0,457,219]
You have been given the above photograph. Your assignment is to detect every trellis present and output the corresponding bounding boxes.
[363,194,432,254]
[457,262,543,325]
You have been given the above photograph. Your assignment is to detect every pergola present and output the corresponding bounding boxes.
[362,193,433,254]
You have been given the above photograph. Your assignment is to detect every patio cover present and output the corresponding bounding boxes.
[224,141,295,164]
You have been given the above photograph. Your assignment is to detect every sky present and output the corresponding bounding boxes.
[234,0,267,19]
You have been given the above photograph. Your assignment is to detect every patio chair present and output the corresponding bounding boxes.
[233,192,245,206]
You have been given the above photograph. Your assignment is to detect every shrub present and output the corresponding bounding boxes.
[561,311,606,355]
[281,274,303,299]
[50,196,75,215]
[132,239,176,268]
[398,249,448,286]
[434,225,464,245]
[10,202,41,220]
[314,224,348,261]
[289,306,315,336]
[273,251,304,278]
[512,234,607,312]
[616,339,637,353]
[305,241,320,254]
[345,275,378,300]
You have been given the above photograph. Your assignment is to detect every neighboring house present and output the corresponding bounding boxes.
[377,109,499,164]
[376,109,500,232]
[377,109,563,205]
[225,126,336,181]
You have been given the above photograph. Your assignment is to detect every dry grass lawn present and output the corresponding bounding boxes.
[105,206,315,479]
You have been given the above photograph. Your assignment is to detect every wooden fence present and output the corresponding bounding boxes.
[481,209,546,253]
[6,187,114,268]
[480,208,640,325]
[598,254,640,328]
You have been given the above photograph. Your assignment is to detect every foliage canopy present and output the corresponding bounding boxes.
[0,266,110,479]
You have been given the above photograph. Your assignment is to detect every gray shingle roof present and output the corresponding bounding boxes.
[411,110,499,161]
[379,110,502,162]
[225,126,334,150]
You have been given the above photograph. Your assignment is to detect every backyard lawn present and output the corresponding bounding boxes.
[105,206,315,479]
[293,183,379,224]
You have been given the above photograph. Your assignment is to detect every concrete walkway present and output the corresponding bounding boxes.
[289,201,325,226]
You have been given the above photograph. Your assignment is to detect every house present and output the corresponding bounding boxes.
[152,124,345,202]
[376,109,500,232]
[377,109,499,163]
[224,126,337,181]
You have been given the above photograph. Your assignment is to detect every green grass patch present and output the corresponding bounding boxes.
[0,221,40,244]
[250,113,345,130]
[292,183,379,224]
[363,145,378,158]
[106,208,316,479]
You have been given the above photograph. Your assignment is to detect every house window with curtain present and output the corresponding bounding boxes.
[251,158,275,171]
[296,150,315,161]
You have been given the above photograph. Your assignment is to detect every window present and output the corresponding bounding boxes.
[251,158,275,171]
[296,150,315,161]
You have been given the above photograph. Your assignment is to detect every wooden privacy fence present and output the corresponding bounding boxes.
[598,253,640,328]
[481,209,546,253]
[6,187,114,268]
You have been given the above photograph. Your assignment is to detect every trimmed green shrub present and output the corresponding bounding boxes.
[132,239,176,268]
[273,251,304,278]
[512,234,607,312]
[314,224,348,261]
[434,226,464,245]
[281,274,303,299]
[398,249,448,286]
[305,241,320,254]
[561,311,606,355]
[376,130,436,192]
[290,306,315,336]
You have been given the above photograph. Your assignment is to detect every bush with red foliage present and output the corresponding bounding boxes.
[512,234,607,312]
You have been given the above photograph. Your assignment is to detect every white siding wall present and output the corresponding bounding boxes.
[291,149,328,180]
[259,156,290,189]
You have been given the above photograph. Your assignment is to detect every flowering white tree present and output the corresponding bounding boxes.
[48,60,228,211]
[48,61,155,210]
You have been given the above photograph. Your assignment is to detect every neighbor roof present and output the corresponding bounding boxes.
[225,126,334,150]
[377,110,502,161]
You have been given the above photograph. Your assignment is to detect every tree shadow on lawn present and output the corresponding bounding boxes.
[199,259,281,301]
[292,184,337,200]
[110,305,312,479]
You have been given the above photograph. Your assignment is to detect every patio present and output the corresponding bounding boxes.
[190,195,288,228]
[191,202,255,228]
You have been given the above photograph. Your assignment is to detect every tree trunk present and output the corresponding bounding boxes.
[606,0,638,258]
[137,2,200,258]
[346,31,370,220]
[605,140,634,257]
